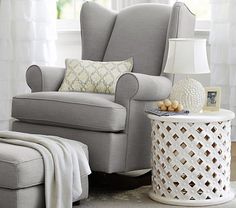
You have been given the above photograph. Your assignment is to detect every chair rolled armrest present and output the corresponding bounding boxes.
[26,65,66,92]
[115,73,172,104]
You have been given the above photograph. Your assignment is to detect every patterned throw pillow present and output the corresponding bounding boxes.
[59,58,133,94]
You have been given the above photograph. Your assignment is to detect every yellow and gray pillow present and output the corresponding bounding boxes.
[59,58,133,94]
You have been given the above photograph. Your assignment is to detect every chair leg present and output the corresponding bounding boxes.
[89,170,151,190]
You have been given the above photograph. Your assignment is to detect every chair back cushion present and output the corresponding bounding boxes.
[103,4,171,75]
[80,2,117,61]
[80,2,195,76]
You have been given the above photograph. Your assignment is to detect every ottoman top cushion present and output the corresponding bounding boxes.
[0,142,44,189]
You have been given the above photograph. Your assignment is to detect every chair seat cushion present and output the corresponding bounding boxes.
[0,142,44,189]
[12,92,126,132]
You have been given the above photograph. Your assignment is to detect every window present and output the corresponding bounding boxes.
[56,0,211,31]
[180,0,210,20]
[179,0,210,31]
[56,0,111,31]
[56,0,111,19]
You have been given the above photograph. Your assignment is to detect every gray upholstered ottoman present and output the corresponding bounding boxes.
[0,142,89,208]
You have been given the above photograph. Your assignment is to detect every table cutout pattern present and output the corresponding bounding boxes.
[150,119,232,201]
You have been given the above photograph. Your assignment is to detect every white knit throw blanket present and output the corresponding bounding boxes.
[0,131,91,208]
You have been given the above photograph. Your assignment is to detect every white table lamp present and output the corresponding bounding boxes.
[164,38,210,113]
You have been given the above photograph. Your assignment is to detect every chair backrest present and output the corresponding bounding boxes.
[81,2,195,76]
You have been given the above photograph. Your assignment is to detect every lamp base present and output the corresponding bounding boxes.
[170,78,206,113]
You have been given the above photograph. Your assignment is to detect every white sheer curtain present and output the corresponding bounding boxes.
[111,0,174,10]
[210,0,236,137]
[0,0,57,130]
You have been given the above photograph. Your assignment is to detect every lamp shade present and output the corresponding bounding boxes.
[164,38,210,74]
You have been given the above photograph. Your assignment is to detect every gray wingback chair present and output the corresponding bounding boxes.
[11,2,195,173]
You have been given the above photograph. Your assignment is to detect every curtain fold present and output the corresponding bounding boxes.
[210,0,236,138]
[0,0,57,130]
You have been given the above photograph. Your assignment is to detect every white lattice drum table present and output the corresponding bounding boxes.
[147,109,235,206]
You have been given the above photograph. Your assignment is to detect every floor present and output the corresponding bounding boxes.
[74,142,236,207]
[78,183,236,208]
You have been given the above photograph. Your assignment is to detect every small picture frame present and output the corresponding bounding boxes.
[203,87,221,111]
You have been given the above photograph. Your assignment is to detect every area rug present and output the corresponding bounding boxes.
[76,182,236,208]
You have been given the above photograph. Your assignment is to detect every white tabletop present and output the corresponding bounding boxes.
[147,109,235,123]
